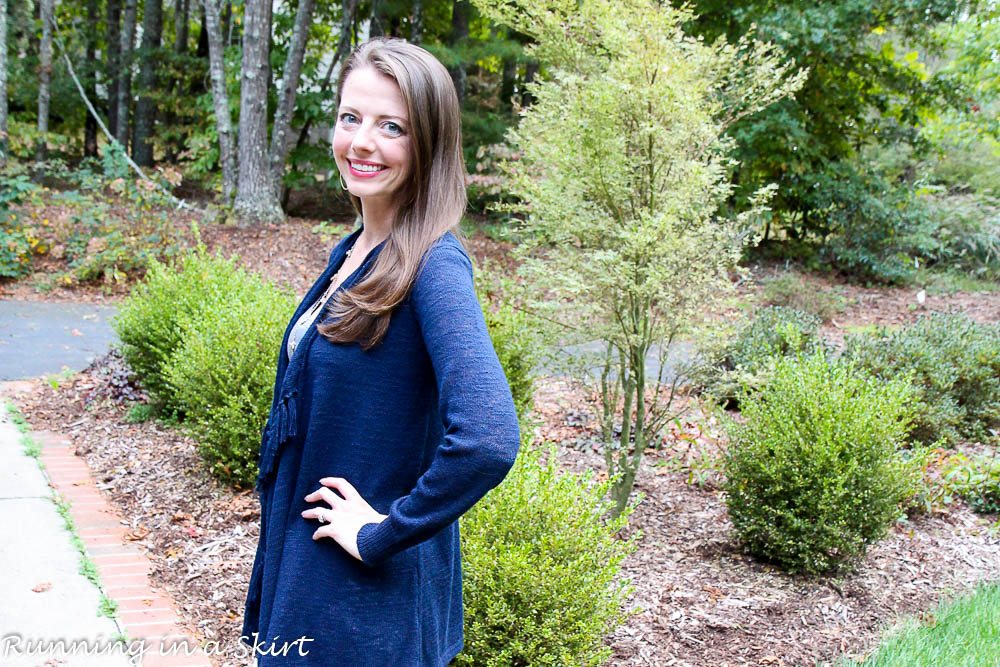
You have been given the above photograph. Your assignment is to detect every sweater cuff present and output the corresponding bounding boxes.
[356,518,396,567]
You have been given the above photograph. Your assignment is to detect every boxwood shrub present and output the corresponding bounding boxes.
[457,443,637,666]
[723,352,921,575]
[163,284,295,487]
[112,247,259,411]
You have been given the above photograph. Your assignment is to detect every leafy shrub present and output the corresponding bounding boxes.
[112,246,261,410]
[164,283,295,487]
[693,306,826,407]
[723,352,920,575]
[457,443,637,666]
[842,313,1000,446]
[760,273,848,323]
[0,173,42,278]
[941,452,1000,515]
[476,259,540,423]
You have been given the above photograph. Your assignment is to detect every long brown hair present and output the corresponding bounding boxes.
[318,37,468,350]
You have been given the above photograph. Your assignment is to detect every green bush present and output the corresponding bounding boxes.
[163,284,295,487]
[112,247,258,410]
[842,313,1000,446]
[941,452,1000,515]
[457,443,637,666]
[476,259,540,424]
[723,352,920,575]
[694,306,826,407]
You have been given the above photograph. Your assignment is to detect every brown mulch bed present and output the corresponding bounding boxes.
[533,378,1000,667]
[11,358,1000,667]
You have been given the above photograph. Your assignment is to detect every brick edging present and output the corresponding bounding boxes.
[33,427,213,667]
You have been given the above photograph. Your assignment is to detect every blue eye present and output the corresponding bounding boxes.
[383,122,404,136]
[339,112,359,124]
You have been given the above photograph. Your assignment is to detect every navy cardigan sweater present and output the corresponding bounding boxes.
[241,227,520,666]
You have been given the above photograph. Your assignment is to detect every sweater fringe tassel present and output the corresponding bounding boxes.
[255,391,299,492]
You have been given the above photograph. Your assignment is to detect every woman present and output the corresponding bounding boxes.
[240,38,521,666]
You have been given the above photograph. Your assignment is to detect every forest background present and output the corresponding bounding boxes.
[0,0,996,289]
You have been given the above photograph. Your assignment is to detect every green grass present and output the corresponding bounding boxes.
[841,581,1000,666]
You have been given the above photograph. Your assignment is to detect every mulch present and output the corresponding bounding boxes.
[6,215,1000,666]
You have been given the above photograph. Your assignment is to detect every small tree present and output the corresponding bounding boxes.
[476,0,806,516]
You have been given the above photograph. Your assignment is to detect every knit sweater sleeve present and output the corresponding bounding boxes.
[355,241,521,567]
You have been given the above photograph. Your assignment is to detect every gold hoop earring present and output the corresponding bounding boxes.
[339,173,348,191]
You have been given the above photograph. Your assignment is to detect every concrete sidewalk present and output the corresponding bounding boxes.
[0,391,211,667]
[0,403,135,666]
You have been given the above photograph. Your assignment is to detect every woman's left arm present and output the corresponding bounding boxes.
[354,241,521,567]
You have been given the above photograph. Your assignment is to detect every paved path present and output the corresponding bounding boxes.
[0,388,210,667]
[0,300,119,381]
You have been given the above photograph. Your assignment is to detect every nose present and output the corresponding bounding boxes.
[351,122,376,153]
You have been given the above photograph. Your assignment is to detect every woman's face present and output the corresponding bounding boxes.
[333,67,414,208]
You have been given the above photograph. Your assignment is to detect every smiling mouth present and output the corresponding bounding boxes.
[348,161,387,175]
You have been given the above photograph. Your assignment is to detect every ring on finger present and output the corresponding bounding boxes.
[316,510,328,524]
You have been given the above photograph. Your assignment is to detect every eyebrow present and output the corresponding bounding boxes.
[338,105,408,124]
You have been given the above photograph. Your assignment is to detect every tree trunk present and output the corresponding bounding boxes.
[202,0,236,201]
[36,0,54,166]
[132,0,164,166]
[233,0,282,223]
[106,0,122,142]
[175,0,189,53]
[369,0,386,38]
[195,2,208,57]
[0,0,8,166]
[448,0,470,106]
[84,0,99,157]
[411,0,422,44]
[268,0,315,195]
[284,0,356,210]
[116,0,138,148]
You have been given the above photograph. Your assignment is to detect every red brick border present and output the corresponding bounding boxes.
[32,428,213,667]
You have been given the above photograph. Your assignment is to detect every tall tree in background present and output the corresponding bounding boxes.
[116,0,137,147]
[448,0,470,105]
[133,0,164,166]
[268,0,316,193]
[106,0,122,140]
[84,0,99,156]
[234,0,280,222]
[36,0,54,165]
[175,0,190,52]
[203,0,236,200]
[0,0,8,166]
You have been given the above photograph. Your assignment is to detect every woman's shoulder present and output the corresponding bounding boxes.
[419,230,472,273]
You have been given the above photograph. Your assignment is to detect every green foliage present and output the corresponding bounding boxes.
[681,0,982,283]
[457,443,638,666]
[0,173,42,278]
[723,352,920,575]
[941,452,1000,514]
[694,306,826,406]
[843,313,1000,446]
[115,245,295,486]
[759,273,848,322]
[477,0,804,517]
[476,259,540,424]
[164,281,295,488]
[846,582,1000,667]
[112,247,256,411]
